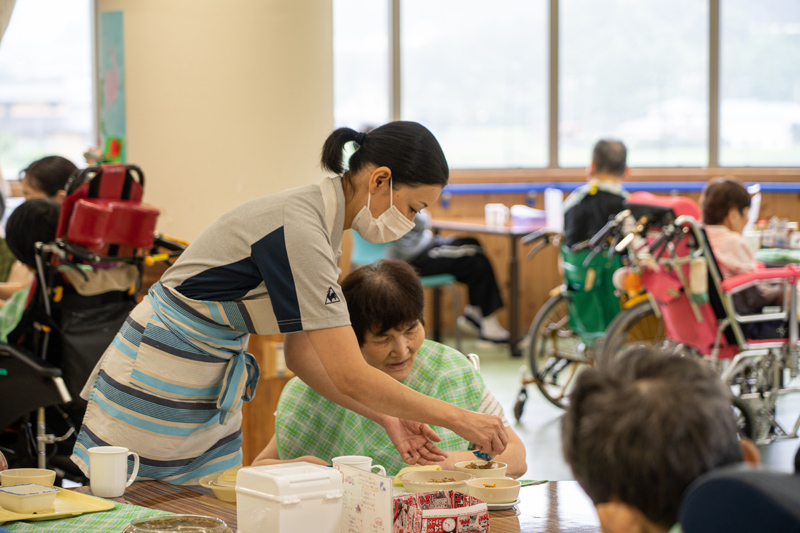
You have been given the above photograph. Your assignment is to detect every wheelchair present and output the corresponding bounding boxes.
[0,164,186,484]
[601,192,800,445]
[513,223,664,417]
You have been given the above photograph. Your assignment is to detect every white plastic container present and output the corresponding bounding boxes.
[0,483,59,513]
[235,462,343,533]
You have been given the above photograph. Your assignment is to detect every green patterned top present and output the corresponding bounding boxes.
[0,285,30,343]
[0,239,14,283]
[275,340,485,476]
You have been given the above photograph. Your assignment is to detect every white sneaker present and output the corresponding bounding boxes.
[480,313,510,343]
[457,315,481,336]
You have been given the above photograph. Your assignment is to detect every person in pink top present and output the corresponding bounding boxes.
[702,177,784,337]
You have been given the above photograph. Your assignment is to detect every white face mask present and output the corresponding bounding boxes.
[351,177,415,243]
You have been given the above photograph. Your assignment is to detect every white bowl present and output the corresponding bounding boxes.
[399,470,475,494]
[465,477,521,504]
[0,483,59,514]
[454,460,508,479]
[0,468,56,487]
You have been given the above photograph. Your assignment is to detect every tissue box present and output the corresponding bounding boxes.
[510,204,546,226]
[394,490,489,533]
[236,462,343,533]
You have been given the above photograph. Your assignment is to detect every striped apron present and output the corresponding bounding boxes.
[71,282,259,485]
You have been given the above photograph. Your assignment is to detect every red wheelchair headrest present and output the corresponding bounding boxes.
[57,164,159,250]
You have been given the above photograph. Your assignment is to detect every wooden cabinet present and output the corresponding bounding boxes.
[241,334,292,465]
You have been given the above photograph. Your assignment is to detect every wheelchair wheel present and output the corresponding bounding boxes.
[528,293,588,409]
[599,300,665,363]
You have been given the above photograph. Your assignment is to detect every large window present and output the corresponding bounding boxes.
[560,0,708,167]
[333,0,391,131]
[719,0,800,166]
[0,0,94,180]
[401,0,547,169]
[334,0,800,169]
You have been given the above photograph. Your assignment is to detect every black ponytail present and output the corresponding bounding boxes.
[320,121,449,189]
[320,127,362,175]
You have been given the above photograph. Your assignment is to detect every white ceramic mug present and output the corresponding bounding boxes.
[332,455,386,476]
[88,446,140,498]
[484,203,510,226]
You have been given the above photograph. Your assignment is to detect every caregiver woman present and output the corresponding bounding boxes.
[71,121,507,484]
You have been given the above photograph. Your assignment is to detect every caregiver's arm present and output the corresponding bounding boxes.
[298,326,508,457]
[284,331,447,465]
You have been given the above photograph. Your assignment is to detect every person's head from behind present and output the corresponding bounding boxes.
[701,177,751,234]
[21,156,77,202]
[589,139,628,180]
[561,347,757,533]
[321,121,448,243]
[341,259,425,382]
[6,198,61,269]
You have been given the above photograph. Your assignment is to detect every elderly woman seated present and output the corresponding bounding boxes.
[253,259,526,477]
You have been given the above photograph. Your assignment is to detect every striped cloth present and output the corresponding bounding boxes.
[2,503,168,532]
[72,282,259,485]
[275,340,485,476]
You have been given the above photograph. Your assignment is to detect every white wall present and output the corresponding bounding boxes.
[96,0,334,240]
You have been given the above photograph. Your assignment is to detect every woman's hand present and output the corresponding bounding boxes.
[382,417,448,465]
[456,411,508,457]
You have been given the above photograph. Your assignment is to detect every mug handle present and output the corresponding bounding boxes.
[126,452,140,487]
[371,465,386,477]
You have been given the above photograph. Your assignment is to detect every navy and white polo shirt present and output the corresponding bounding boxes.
[160,177,351,334]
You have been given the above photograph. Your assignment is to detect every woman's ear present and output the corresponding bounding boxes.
[595,501,648,533]
[55,189,67,203]
[740,438,761,466]
[368,166,392,195]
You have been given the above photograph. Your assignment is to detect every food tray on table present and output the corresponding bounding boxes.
[0,487,114,524]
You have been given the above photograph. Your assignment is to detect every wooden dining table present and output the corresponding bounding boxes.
[75,479,601,532]
[429,217,544,358]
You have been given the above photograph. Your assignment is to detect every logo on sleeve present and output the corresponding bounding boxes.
[325,286,341,305]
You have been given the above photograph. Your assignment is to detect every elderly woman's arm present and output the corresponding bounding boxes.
[252,435,329,466]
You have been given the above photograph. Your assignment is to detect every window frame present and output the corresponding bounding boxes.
[376,0,799,178]
[0,0,99,184]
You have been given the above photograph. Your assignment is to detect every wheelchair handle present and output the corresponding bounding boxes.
[588,209,632,250]
[521,228,549,246]
[0,344,62,378]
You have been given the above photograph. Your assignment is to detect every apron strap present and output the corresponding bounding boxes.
[217,351,260,425]
[146,282,259,426]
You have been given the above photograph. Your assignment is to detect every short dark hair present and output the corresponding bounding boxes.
[340,259,424,346]
[321,121,449,191]
[561,347,743,529]
[701,177,751,225]
[22,156,77,198]
[6,199,61,268]
[592,139,627,176]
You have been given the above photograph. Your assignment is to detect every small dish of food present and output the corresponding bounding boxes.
[398,470,474,494]
[465,477,521,504]
[454,460,508,479]
[0,483,59,514]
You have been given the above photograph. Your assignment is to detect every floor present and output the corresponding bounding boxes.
[448,335,800,480]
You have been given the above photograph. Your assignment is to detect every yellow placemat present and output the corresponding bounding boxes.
[3,499,168,532]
